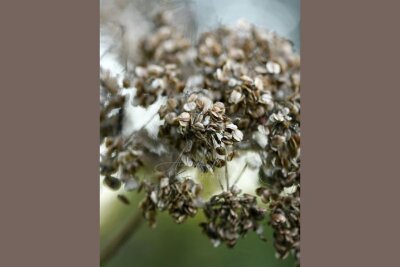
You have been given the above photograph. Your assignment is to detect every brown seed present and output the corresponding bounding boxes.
[193,122,206,132]
[178,112,191,126]
[167,98,178,110]
[117,194,130,205]
[216,146,226,155]
[214,159,226,168]
[122,78,131,88]
[272,213,286,224]
[229,90,242,104]
[232,129,244,142]
[103,176,121,190]
[256,187,271,203]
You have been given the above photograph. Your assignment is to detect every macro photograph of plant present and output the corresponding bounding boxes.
[100,0,300,266]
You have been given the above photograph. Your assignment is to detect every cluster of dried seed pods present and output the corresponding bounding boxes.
[100,136,143,190]
[138,175,203,227]
[200,189,266,248]
[257,186,300,263]
[100,70,127,142]
[159,93,243,170]
[133,63,185,107]
[193,20,300,130]
[258,103,300,192]
[138,12,194,66]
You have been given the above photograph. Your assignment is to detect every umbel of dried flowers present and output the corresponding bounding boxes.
[100,11,300,266]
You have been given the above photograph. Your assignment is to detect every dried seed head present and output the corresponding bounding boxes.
[140,177,203,226]
[200,191,266,247]
[100,13,300,264]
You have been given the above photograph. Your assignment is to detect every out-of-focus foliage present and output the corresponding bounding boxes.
[102,194,295,267]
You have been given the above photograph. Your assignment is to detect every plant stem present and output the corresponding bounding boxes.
[224,154,229,190]
[231,163,248,189]
[100,211,143,266]
[124,111,159,148]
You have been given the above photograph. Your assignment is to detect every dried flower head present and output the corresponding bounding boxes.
[200,189,266,248]
[100,71,127,142]
[100,10,300,266]
[159,93,243,169]
[257,185,300,263]
[139,175,203,227]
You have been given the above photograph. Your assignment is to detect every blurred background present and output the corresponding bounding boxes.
[101,193,296,267]
[100,0,299,266]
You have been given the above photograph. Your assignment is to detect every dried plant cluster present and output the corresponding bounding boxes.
[100,12,300,265]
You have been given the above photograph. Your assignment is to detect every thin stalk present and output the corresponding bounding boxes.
[124,111,158,148]
[100,211,143,266]
[231,163,248,189]
[224,154,229,190]
[215,171,225,192]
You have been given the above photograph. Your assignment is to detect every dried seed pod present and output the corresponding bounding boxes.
[147,64,164,76]
[232,129,244,142]
[229,90,242,104]
[193,122,206,132]
[256,187,271,203]
[214,158,226,168]
[266,61,281,74]
[103,175,121,190]
[117,194,130,205]
[183,102,197,111]
[216,146,226,155]
[122,78,131,88]
[177,112,191,126]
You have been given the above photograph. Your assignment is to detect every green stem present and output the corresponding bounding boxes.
[100,211,143,266]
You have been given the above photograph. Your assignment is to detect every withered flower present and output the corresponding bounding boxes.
[258,103,300,191]
[139,176,203,227]
[257,185,300,264]
[158,93,243,170]
[100,11,301,266]
[100,71,127,142]
[200,189,266,248]
[100,136,143,190]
